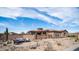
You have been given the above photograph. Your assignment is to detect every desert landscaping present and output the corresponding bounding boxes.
[0,37,79,51]
[13,38,79,51]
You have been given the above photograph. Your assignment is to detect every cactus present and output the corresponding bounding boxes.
[5,28,8,41]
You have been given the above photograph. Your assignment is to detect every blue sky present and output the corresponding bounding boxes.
[0,7,79,33]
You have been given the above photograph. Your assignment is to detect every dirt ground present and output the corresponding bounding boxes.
[12,38,79,51]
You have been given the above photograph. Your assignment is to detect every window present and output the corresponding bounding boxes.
[37,32,41,35]
[43,32,46,34]
[55,33,60,37]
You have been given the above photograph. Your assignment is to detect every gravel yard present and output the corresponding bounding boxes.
[0,38,79,51]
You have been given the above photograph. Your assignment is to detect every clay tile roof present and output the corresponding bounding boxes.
[28,29,68,32]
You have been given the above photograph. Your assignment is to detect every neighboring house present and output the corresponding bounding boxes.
[74,32,79,39]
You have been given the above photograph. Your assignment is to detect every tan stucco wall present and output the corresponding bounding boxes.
[8,34,35,40]
[23,35,35,40]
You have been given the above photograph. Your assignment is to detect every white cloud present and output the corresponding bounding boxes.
[0,7,22,19]
[0,7,61,25]
[0,7,79,27]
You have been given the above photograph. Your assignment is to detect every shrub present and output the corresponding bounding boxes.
[44,42,53,51]
[57,43,62,46]
[75,37,79,42]
[68,35,76,37]
[3,43,7,46]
